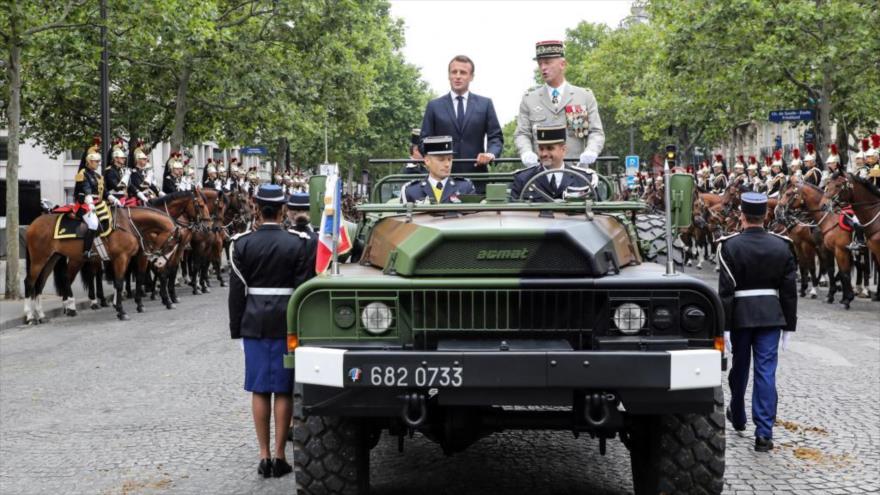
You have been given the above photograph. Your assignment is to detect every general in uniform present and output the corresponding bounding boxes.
[514,40,604,167]
[718,192,797,452]
[228,184,314,478]
[401,136,475,203]
[510,124,597,202]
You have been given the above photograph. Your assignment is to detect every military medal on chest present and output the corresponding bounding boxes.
[565,105,588,139]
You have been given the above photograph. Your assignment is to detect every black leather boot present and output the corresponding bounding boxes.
[82,229,95,258]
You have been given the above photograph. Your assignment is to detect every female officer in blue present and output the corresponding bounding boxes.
[228,184,314,477]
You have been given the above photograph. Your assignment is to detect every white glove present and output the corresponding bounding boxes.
[109,195,122,207]
[521,151,539,166]
[579,150,598,166]
[84,195,95,211]
[724,331,731,354]
[137,191,148,203]
[781,331,792,352]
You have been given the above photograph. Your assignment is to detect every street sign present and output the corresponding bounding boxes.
[626,175,636,187]
[241,146,268,155]
[319,163,338,176]
[804,130,815,143]
[625,155,639,176]
[768,109,814,122]
[775,135,782,150]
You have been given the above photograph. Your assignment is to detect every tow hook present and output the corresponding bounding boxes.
[583,392,616,428]
[401,392,427,427]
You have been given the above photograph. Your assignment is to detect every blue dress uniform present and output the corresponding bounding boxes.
[285,192,319,279]
[229,185,314,394]
[718,192,797,451]
[400,135,476,203]
[509,125,597,201]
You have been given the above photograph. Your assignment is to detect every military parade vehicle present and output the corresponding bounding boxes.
[285,154,726,495]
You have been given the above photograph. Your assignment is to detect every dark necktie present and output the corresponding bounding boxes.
[549,174,557,191]
[456,95,465,127]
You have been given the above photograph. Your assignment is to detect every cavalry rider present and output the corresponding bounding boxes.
[510,125,597,201]
[128,143,159,204]
[246,168,260,196]
[217,161,231,191]
[697,165,711,192]
[745,157,760,192]
[401,128,427,175]
[789,147,802,180]
[729,158,746,188]
[710,154,728,193]
[281,172,294,196]
[162,153,186,194]
[853,138,869,178]
[74,144,111,259]
[802,143,822,186]
[767,156,786,198]
[865,134,880,187]
[820,144,841,188]
[203,161,221,190]
[401,135,476,203]
[103,139,129,207]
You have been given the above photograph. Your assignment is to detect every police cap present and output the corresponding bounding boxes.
[410,128,421,146]
[741,192,768,217]
[423,136,454,155]
[286,191,310,210]
[535,125,566,145]
[254,184,286,205]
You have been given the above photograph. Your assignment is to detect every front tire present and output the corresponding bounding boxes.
[293,391,370,495]
[628,387,725,495]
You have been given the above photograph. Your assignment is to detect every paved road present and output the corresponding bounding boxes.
[1,269,877,495]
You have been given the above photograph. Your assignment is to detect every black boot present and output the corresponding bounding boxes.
[755,436,774,452]
[82,229,96,258]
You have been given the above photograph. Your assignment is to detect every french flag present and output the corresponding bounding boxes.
[316,174,352,274]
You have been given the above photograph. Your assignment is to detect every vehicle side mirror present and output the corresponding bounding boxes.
[309,175,326,229]
[668,173,694,228]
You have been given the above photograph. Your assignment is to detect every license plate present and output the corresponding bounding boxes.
[362,365,464,387]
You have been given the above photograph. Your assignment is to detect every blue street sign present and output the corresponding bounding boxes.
[775,135,782,150]
[625,155,639,176]
[626,175,636,187]
[241,146,268,155]
[769,109,814,122]
[804,130,815,143]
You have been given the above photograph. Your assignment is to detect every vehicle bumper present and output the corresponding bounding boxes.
[293,347,721,392]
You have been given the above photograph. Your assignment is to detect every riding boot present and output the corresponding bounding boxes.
[82,229,96,259]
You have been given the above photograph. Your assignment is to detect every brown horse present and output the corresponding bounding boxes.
[824,172,880,301]
[186,189,228,294]
[777,180,856,308]
[770,183,826,299]
[25,206,178,323]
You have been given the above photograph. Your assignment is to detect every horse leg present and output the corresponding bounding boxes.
[798,265,808,298]
[96,263,109,307]
[169,266,180,304]
[112,257,130,321]
[134,255,148,313]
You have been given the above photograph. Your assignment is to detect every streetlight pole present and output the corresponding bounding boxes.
[99,0,110,159]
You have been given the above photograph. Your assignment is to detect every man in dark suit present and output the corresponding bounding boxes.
[420,55,503,189]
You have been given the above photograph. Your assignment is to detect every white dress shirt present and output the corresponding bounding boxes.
[450,91,470,117]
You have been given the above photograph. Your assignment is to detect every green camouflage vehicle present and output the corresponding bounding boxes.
[286,159,725,495]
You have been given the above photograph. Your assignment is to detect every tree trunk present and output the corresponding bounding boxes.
[170,64,192,153]
[5,36,22,299]
[274,137,288,182]
[815,62,834,163]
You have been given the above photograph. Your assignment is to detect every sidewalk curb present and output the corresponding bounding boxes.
[0,300,92,332]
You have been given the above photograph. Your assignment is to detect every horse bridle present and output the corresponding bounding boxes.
[124,208,181,265]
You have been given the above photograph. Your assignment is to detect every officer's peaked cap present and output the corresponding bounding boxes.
[255,184,286,204]
[741,192,768,217]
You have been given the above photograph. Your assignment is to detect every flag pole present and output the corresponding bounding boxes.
[331,173,341,276]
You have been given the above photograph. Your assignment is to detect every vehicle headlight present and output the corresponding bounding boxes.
[612,303,645,335]
[361,302,393,335]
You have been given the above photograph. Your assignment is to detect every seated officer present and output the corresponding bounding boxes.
[400,128,427,175]
[510,125,597,201]
[401,136,475,203]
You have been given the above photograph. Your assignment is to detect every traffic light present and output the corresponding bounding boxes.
[665,145,677,164]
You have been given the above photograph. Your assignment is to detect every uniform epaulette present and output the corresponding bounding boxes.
[769,231,793,243]
[513,164,539,175]
[524,85,541,96]
[230,230,252,242]
[75,169,85,182]
[287,229,310,240]
[717,232,740,242]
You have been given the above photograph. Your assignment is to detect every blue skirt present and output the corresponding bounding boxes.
[243,338,293,394]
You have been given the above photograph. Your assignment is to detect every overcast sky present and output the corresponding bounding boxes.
[389,0,634,125]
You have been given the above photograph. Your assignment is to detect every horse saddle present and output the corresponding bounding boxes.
[838,208,856,233]
[53,201,113,240]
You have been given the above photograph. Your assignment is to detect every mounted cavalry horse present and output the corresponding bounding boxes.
[777,180,856,309]
[823,172,880,301]
[185,188,228,294]
[24,205,179,323]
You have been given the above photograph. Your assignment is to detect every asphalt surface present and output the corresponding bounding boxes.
[0,267,878,495]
